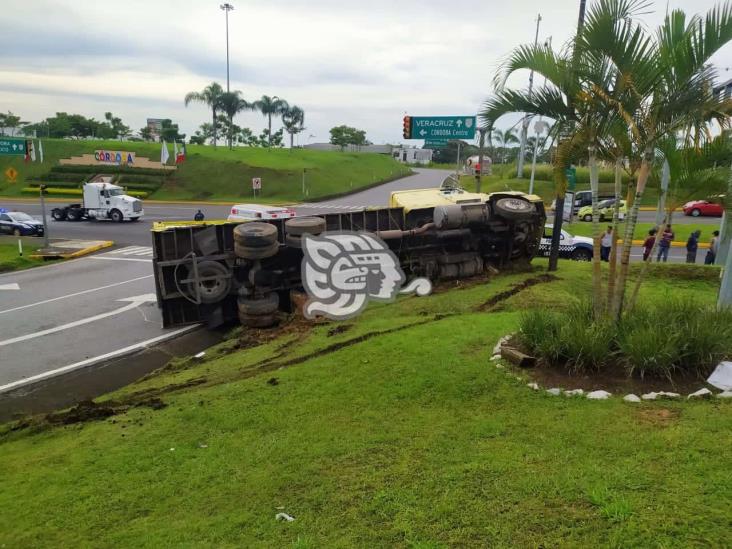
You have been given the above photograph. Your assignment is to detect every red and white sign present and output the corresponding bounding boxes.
[252,177,262,190]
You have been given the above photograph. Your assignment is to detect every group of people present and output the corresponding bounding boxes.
[640,225,721,264]
[599,224,722,264]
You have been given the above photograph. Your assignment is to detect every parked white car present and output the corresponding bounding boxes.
[227,204,296,222]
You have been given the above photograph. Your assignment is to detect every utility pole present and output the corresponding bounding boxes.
[517,13,542,179]
[39,185,49,248]
[220,3,234,92]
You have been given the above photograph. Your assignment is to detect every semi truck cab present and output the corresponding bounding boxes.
[51,182,144,222]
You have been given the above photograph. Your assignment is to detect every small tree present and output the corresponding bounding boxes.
[184,82,224,147]
[160,119,185,142]
[329,125,368,151]
[282,106,305,149]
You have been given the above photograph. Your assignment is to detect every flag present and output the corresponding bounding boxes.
[39,140,44,163]
[161,140,170,164]
[24,140,33,163]
[173,140,179,161]
[30,140,36,162]
[175,141,186,164]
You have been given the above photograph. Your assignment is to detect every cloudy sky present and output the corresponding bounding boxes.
[4,0,732,145]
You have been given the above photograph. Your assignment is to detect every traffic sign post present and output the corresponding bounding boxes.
[4,167,18,183]
[0,138,27,156]
[408,116,477,140]
[252,177,262,197]
[565,167,577,191]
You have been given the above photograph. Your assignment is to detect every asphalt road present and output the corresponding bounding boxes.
[0,168,718,394]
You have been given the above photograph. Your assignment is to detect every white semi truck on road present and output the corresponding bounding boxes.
[51,182,144,222]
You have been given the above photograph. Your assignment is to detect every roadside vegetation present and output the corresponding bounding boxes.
[0,240,44,273]
[1,260,729,547]
[0,139,411,203]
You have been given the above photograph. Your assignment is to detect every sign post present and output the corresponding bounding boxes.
[252,177,262,198]
[39,184,49,247]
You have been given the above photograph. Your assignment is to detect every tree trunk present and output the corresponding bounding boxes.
[212,108,217,148]
[715,167,732,266]
[718,236,732,308]
[268,114,272,149]
[229,115,233,150]
[548,198,564,272]
[589,148,603,316]
[606,157,622,314]
[626,211,667,312]
[611,151,651,320]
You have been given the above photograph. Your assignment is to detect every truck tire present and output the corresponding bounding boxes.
[285,234,304,248]
[285,216,326,237]
[237,292,279,315]
[51,208,67,221]
[110,209,123,223]
[186,260,231,303]
[493,197,536,221]
[233,222,278,247]
[238,312,277,328]
[234,240,279,260]
[66,208,82,221]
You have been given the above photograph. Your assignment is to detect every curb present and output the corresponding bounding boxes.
[629,239,710,249]
[31,240,114,259]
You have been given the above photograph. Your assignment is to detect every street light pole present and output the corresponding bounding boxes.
[220,3,234,92]
[517,13,542,179]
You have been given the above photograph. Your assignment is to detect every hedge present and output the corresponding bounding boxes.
[21,187,148,199]
[49,165,169,176]
[28,173,90,183]
[508,165,633,184]
[26,181,157,192]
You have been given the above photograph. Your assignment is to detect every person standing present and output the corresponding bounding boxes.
[600,225,613,262]
[657,224,674,262]
[686,230,701,263]
[706,230,721,265]
[642,229,656,262]
[194,209,205,222]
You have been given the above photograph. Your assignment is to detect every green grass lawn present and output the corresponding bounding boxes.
[1,260,729,546]
[0,140,412,203]
[0,240,44,273]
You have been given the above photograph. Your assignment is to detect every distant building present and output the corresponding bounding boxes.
[146,118,165,142]
[392,147,433,166]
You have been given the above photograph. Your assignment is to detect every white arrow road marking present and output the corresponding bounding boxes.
[0,294,158,347]
[0,283,20,291]
[0,275,153,315]
[0,324,199,394]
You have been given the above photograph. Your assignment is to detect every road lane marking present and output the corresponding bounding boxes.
[0,294,157,347]
[0,325,199,394]
[0,275,153,315]
[89,256,152,263]
[0,283,20,291]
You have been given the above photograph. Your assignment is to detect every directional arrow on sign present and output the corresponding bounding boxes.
[456,119,463,127]
[0,283,20,291]
[0,294,157,347]
[419,129,427,136]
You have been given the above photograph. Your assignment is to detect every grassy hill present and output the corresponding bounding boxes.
[0,140,411,203]
[1,261,729,547]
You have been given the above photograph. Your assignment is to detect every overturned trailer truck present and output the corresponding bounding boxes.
[151,188,546,328]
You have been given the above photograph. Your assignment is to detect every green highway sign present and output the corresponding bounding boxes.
[423,139,448,148]
[410,116,477,140]
[0,138,26,156]
[565,167,577,190]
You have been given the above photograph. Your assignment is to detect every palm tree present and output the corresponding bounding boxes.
[218,91,253,149]
[184,82,224,147]
[491,128,519,163]
[252,95,289,148]
[281,106,305,149]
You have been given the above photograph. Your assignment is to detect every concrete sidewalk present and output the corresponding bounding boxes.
[31,239,113,259]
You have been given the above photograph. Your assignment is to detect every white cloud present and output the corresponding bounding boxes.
[3,0,732,144]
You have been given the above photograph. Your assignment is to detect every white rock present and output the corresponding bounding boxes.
[546,388,562,396]
[586,390,611,400]
[527,382,540,390]
[194,351,206,359]
[495,364,504,369]
[642,392,658,400]
[717,390,732,399]
[492,345,502,355]
[657,391,680,399]
[564,389,585,397]
[623,394,641,403]
[275,513,295,522]
[687,388,712,399]
[491,354,501,361]
[707,361,732,391]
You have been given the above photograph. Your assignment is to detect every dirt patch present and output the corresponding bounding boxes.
[45,400,119,425]
[478,274,559,311]
[327,324,352,337]
[524,360,706,395]
[635,408,681,427]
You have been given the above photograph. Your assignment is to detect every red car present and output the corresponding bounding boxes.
[683,200,724,217]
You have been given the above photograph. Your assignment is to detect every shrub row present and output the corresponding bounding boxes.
[49,165,169,176]
[21,187,148,199]
[25,181,158,192]
[28,173,90,183]
[517,299,732,380]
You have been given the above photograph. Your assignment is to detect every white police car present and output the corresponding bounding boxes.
[538,224,593,261]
